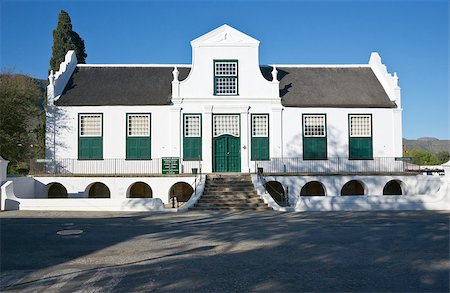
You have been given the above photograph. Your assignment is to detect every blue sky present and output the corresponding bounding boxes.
[1,0,449,140]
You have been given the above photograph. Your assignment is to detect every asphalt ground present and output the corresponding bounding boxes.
[0,210,449,292]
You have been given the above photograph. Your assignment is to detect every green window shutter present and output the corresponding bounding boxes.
[127,137,150,160]
[251,137,269,160]
[184,137,202,160]
[349,137,373,159]
[302,114,327,160]
[79,137,103,160]
[303,137,327,160]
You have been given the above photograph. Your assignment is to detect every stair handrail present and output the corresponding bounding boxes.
[257,167,289,207]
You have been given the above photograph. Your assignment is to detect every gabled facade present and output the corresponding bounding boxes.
[46,24,403,174]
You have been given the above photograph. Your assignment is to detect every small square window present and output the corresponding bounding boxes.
[214,61,238,95]
[79,114,102,137]
[252,115,268,137]
[128,114,150,137]
[303,115,326,137]
[349,115,372,137]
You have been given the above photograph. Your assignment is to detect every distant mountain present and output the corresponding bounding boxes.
[417,137,440,141]
[403,138,450,153]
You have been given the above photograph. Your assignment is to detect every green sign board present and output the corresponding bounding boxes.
[162,157,180,174]
[395,157,412,161]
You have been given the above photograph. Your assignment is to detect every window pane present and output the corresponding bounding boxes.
[252,115,268,137]
[213,115,239,137]
[350,115,372,137]
[128,114,150,136]
[303,115,326,137]
[215,62,237,76]
[184,115,201,137]
[80,115,102,137]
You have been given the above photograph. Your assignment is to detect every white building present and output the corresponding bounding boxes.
[3,25,449,212]
[46,24,403,175]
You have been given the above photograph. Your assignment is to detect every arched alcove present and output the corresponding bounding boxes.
[86,182,110,198]
[264,181,286,206]
[341,180,365,196]
[46,182,68,198]
[128,182,153,198]
[169,182,194,203]
[301,181,326,196]
[383,180,404,195]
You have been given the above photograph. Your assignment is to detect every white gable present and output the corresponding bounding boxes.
[177,24,278,103]
[191,24,259,48]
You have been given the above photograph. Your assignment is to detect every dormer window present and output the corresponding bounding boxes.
[214,60,238,95]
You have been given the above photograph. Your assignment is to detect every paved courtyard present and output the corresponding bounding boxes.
[1,210,449,292]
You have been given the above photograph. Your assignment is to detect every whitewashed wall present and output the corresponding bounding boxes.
[45,25,403,174]
[253,174,449,211]
[2,175,204,211]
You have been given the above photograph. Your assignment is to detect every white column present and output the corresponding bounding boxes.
[393,109,403,157]
[240,107,250,173]
[203,106,213,173]
[169,107,182,158]
[271,107,283,158]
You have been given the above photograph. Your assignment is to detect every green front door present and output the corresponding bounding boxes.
[213,135,240,172]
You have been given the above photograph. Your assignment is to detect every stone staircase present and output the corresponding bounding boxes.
[192,174,271,211]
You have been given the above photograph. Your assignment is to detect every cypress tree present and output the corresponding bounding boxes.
[49,10,87,72]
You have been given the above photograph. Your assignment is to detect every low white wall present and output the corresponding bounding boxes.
[253,174,450,211]
[1,175,205,212]
[7,176,36,198]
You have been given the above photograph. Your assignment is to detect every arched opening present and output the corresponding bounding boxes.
[264,181,287,206]
[87,182,110,198]
[341,180,365,196]
[301,181,326,196]
[169,182,194,206]
[128,182,153,198]
[383,180,403,195]
[47,183,68,198]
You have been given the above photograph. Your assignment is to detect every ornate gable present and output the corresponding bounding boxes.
[191,24,259,48]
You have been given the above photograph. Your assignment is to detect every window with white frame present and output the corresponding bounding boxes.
[79,114,102,137]
[303,115,326,137]
[213,115,239,137]
[128,114,150,137]
[349,115,372,137]
[214,60,238,95]
[252,115,268,137]
[184,115,201,137]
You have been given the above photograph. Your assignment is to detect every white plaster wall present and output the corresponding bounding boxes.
[283,108,400,158]
[33,176,198,203]
[253,174,449,211]
[180,47,274,99]
[2,175,205,212]
[47,104,402,174]
[47,106,182,160]
[45,26,403,174]
[7,176,35,198]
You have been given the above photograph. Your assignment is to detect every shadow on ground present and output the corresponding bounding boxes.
[1,210,449,292]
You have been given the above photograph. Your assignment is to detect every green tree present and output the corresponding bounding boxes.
[436,151,450,165]
[0,73,44,175]
[407,149,440,165]
[49,10,87,72]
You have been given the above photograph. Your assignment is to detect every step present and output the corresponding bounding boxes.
[192,206,272,211]
[198,198,263,203]
[202,190,257,196]
[195,204,266,209]
[205,182,254,186]
[202,193,259,199]
[205,186,254,190]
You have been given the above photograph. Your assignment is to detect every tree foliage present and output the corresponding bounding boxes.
[0,73,45,175]
[404,149,450,166]
[49,10,87,72]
